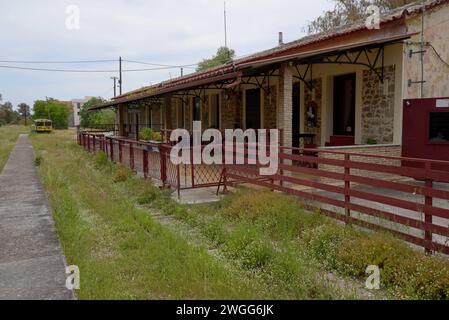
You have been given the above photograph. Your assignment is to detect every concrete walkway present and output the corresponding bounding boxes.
[0,134,73,300]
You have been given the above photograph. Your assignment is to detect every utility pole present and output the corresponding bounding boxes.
[119,56,123,95]
[24,106,27,126]
[111,76,118,97]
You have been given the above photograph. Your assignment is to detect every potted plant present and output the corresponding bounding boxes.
[139,128,163,152]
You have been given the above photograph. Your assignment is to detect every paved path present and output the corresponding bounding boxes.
[0,134,73,300]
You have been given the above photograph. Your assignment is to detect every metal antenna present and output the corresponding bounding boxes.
[224,1,228,48]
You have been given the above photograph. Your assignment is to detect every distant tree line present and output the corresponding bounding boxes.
[0,94,30,126]
[0,93,115,130]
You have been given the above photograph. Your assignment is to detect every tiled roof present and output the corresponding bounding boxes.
[107,0,448,105]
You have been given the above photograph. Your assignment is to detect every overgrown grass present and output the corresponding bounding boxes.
[31,130,279,299]
[32,130,449,300]
[0,125,30,172]
[145,186,449,300]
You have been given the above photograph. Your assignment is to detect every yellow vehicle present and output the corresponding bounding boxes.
[33,119,53,133]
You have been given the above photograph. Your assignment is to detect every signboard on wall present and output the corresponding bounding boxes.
[436,99,449,108]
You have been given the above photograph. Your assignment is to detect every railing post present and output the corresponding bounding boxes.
[101,136,105,153]
[159,145,167,187]
[344,153,351,223]
[279,129,284,187]
[129,142,135,171]
[190,145,195,188]
[119,140,123,163]
[110,138,114,162]
[424,162,434,254]
[143,148,149,179]
[177,164,181,199]
[87,134,91,153]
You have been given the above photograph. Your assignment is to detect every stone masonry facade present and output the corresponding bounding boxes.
[361,65,395,144]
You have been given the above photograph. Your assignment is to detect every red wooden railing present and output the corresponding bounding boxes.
[222,144,449,255]
[79,131,449,254]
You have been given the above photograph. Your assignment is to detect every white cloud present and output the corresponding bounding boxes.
[0,0,333,107]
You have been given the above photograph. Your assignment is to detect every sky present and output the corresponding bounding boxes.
[0,0,334,108]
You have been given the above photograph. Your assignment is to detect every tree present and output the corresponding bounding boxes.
[306,0,416,34]
[196,47,236,72]
[79,97,116,128]
[32,99,70,129]
[0,102,19,125]
[17,103,31,125]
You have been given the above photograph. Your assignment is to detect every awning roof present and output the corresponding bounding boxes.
[91,35,410,111]
[90,0,449,111]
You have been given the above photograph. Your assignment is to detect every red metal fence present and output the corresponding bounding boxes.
[78,132,223,196]
[223,144,449,255]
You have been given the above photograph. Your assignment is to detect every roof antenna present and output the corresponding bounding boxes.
[224,1,228,49]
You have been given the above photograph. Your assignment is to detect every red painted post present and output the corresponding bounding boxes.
[101,136,105,152]
[87,134,91,153]
[93,135,96,154]
[344,153,351,223]
[119,140,123,163]
[110,139,114,162]
[190,145,195,188]
[177,163,181,198]
[424,162,434,254]
[129,142,135,171]
[279,129,284,187]
[143,149,148,179]
[160,145,167,187]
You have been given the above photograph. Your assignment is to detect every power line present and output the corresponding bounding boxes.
[123,59,197,68]
[429,44,449,69]
[0,58,198,69]
[0,59,117,64]
[0,64,195,73]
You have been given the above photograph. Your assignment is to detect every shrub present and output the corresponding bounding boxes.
[221,189,325,240]
[139,128,162,142]
[34,156,43,166]
[94,151,109,169]
[139,128,154,141]
[301,223,358,270]
[112,165,133,183]
[404,255,449,299]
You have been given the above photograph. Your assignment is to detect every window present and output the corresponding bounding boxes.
[429,112,449,143]
[193,97,201,122]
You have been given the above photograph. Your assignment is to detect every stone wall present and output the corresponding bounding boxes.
[304,78,323,145]
[221,90,242,130]
[263,85,277,129]
[361,65,395,144]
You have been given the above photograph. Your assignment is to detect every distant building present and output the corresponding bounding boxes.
[67,97,93,127]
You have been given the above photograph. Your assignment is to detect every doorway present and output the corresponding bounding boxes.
[292,83,301,148]
[245,88,261,129]
[333,73,356,136]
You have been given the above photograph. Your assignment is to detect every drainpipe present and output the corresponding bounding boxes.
[420,0,425,98]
